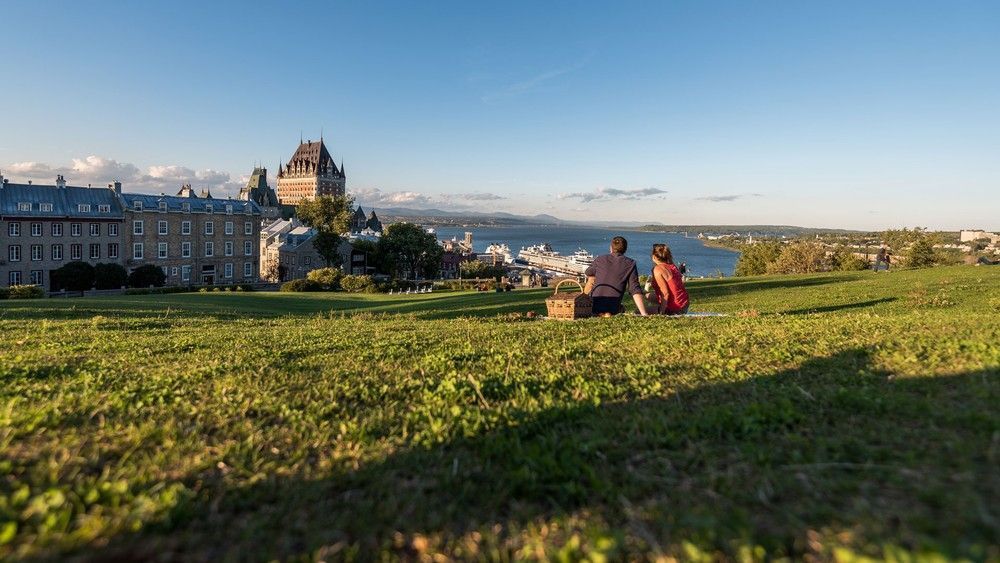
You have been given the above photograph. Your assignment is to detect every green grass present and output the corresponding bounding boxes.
[1,266,998,561]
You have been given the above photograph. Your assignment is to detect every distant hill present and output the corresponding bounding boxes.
[632,224,868,237]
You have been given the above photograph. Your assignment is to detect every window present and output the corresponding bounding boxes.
[89,244,100,260]
[109,223,118,237]
[158,201,167,212]
[8,223,20,237]
[71,223,82,237]
[226,204,233,215]
[204,242,214,257]
[52,244,63,261]
[8,245,21,262]
[133,243,144,260]
[30,223,42,237]
[17,202,30,212]
[181,242,191,258]
[181,221,191,235]
[30,271,43,285]
[304,256,312,266]
[78,204,91,212]
[204,221,214,235]
[225,221,234,235]
[224,263,233,279]
[181,265,191,281]
[52,223,63,237]
[108,243,118,259]
[133,220,143,235]
[206,204,214,214]
[244,240,253,256]
[31,245,42,261]
[40,203,53,212]
[170,266,178,277]
[245,221,252,235]
[158,220,168,235]
[158,242,168,259]
[9,272,21,286]
[90,223,100,237]
[182,202,191,212]
[70,244,82,261]
[133,201,143,211]
[243,262,253,278]
[98,204,110,213]
[161,266,168,278]
[225,241,233,256]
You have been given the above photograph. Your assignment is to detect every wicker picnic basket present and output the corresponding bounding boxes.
[545,278,593,320]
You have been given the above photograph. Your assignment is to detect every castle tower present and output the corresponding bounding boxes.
[276,138,346,205]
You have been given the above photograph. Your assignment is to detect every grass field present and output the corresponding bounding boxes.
[1,266,998,561]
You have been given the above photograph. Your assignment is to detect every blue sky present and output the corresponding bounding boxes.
[1,1,997,230]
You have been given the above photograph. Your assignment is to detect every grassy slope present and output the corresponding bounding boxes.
[1,266,998,561]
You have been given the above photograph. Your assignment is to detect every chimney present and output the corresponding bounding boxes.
[56,174,66,188]
[113,180,122,195]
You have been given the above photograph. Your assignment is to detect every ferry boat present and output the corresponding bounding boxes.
[517,244,594,275]
[477,243,515,265]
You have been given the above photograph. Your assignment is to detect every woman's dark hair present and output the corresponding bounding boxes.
[652,243,674,264]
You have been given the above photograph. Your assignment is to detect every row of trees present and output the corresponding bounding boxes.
[296,195,444,279]
[734,228,943,276]
[51,262,166,291]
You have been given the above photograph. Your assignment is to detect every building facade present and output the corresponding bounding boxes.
[238,166,283,220]
[0,175,124,288]
[0,173,262,288]
[276,139,346,205]
[121,187,262,286]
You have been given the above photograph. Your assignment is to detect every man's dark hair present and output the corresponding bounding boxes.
[611,236,628,254]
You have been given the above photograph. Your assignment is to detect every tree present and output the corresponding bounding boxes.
[352,238,386,275]
[128,264,167,288]
[460,260,506,280]
[734,242,782,276]
[378,222,444,279]
[906,233,938,268]
[94,263,128,289]
[51,261,96,291]
[828,248,867,272]
[306,267,342,290]
[767,242,827,275]
[296,195,355,267]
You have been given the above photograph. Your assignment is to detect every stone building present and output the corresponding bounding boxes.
[0,174,125,288]
[238,167,282,220]
[276,138,346,205]
[259,218,352,281]
[121,187,262,286]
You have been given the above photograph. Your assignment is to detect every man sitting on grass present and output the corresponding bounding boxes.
[584,236,649,316]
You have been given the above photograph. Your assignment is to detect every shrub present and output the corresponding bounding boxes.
[341,274,377,293]
[306,267,342,290]
[94,263,129,290]
[8,285,45,299]
[829,248,867,272]
[767,242,827,275]
[906,235,938,269]
[52,261,96,291]
[280,278,322,292]
[128,265,167,288]
[0,287,7,299]
[734,242,782,276]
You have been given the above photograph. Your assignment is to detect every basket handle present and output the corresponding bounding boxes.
[552,278,584,295]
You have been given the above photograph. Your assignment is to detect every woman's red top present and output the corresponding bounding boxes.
[652,262,689,314]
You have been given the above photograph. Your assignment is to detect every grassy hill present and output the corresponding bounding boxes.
[1,266,998,560]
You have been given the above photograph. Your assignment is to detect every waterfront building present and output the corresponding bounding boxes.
[276,138,346,205]
[120,185,262,286]
[0,174,124,288]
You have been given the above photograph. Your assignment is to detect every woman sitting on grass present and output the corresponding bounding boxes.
[647,244,690,315]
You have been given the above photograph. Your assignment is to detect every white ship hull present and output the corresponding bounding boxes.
[517,244,593,276]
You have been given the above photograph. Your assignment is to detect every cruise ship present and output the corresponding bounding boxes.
[517,244,594,275]
[477,243,515,265]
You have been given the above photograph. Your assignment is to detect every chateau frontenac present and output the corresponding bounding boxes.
[276,138,346,206]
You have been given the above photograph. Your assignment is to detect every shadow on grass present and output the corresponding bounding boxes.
[687,275,852,301]
[782,297,898,315]
[81,349,999,561]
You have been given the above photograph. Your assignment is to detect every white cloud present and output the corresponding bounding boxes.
[147,165,197,180]
[696,193,763,203]
[353,187,433,207]
[7,161,52,175]
[71,155,141,180]
[559,187,668,203]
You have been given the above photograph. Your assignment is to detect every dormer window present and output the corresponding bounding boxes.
[133,201,143,211]
[182,202,191,212]
[40,203,53,212]
[17,202,30,212]
[206,204,214,214]
[98,204,110,213]
[226,204,233,215]
[78,204,91,212]
[158,201,167,212]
